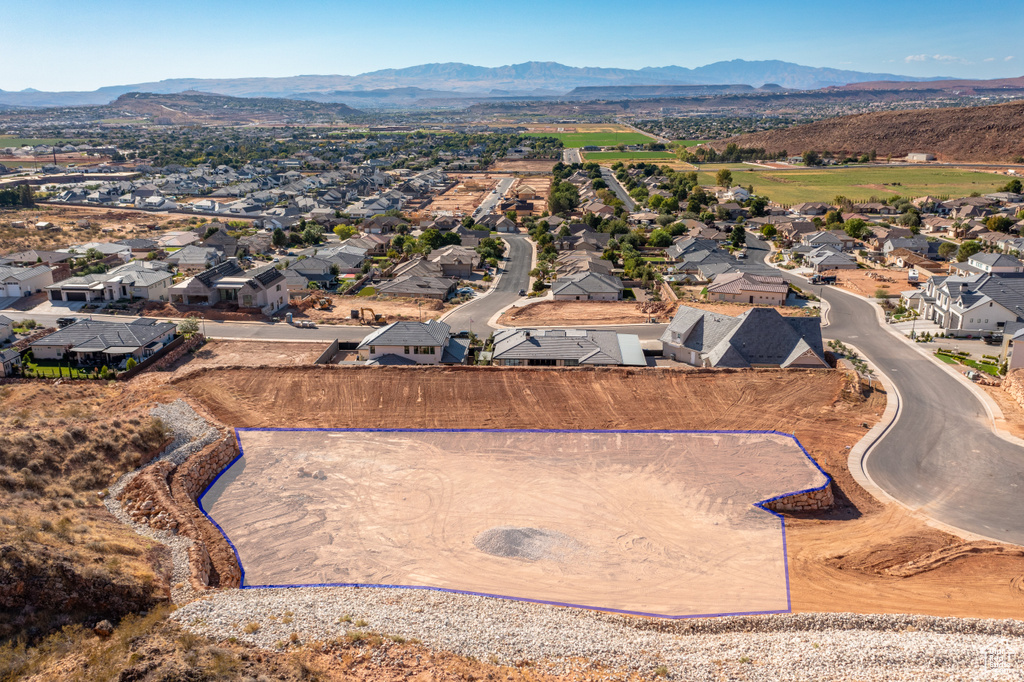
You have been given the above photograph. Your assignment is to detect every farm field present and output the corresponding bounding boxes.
[696,166,1007,204]
[582,151,677,160]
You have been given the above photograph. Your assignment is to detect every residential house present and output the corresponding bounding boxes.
[375,275,457,300]
[115,238,161,259]
[0,315,12,342]
[969,253,1024,274]
[356,319,468,365]
[550,272,623,301]
[490,328,646,367]
[202,227,240,257]
[706,272,789,305]
[660,305,827,368]
[29,318,176,366]
[168,261,288,314]
[429,245,479,278]
[911,272,1024,334]
[790,202,831,216]
[0,265,54,298]
[0,348,20,377]
[163,245,223,273]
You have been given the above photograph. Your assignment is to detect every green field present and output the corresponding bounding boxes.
[524,131,654,147]
[0,137,87,147]
[583,151,678,160]
[695,166,1006,204]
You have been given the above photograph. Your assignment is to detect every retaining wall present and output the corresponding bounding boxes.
[763,483,834,513]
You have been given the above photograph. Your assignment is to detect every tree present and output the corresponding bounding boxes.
[760,224,777,239]
[824,210,844,226]
[18,184,34,207]
[729,225,746,249]
[937,241,957,260]
[987,215,1015,233]
[178,317,200,337]
[548,181,580,214]
[272,227,288,248]
[957,240,983,262]
[715,168,733,188]
[333,224,356,240]
[302,224,324,245]
[461,215,475,228]
[125,358,137,371]
[844,219,870,240]
[802,150,820,167]
[1000,178,1023,194]
[648,228,672,247]
[748,196,768,217]
[204,225,221,239]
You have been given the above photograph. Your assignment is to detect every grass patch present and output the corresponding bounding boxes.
[582,151,677,160]
[356,287,377,297]
[24,361,92,379]
[641,256,667,262]
[524,131,653,147]
[693,166,1006,205]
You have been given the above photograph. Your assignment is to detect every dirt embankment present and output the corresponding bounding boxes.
[291,294,449,325]
[499,300,677,326]
[170,365,1024,620]
[716,99,1024,162]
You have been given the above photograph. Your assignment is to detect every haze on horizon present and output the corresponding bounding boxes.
[5,0,1023,92]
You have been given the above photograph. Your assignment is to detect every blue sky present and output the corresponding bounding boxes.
[4,0,1022,91]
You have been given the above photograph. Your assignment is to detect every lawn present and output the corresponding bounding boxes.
[24,361,93,379]
[696,166,1007,205]
[583,151,678,161]
[356,287,377,297]
[524,131,654,147]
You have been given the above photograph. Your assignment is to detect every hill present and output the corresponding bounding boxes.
[715,100,1024,162]
[105,91,362,124]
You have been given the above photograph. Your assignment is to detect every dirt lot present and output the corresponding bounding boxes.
[428,174,508,216]
[0,205,198,254]
[825,268,908,298]
[209,428,819,616]
[172,340,326,375]
[291,294,452,325]
[510,176,551,216]
[491,159,557,173]
[170,365,1024,620]
[499,300,677,326]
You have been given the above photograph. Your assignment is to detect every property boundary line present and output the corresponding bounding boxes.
[198,427,832,620]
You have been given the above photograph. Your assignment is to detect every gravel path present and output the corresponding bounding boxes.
[171,587,1024,680]
[104,399,220,604]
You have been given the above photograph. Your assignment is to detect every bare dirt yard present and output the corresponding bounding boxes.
[499,300,677,326]
[825,268,907,299]
[427,174,508,216]
[171,340,326,375]
[170,365,1024,620]
[207,428,821,617]
[0,205,195,254]
[290,294,452,325]
[491,159,557,173]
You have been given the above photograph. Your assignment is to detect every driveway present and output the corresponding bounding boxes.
[771,247,1024,545]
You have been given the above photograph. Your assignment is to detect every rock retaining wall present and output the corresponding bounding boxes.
[118,431,242,591]
[1003,369,1024,410]
[763,484,834,513]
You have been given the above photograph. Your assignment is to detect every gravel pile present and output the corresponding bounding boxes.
[104,400,220,604]
[171,587,1024,680]
[473,526,584,562]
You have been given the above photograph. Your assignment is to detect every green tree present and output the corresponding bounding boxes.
[648,228,672,247]
[844,219,870,240]
[748,196,768,217]
[825,210,844,226]
[802,150,820,167]
[937,241,957,260]
[986,215,1015,233]
[957,240,983,262]
[18,184,34,207]
[272,227,288,248]
[302,224,324,245]
[333,224,356,240]
[716,168,733,188]
[177,317,200,337]
[760,224,777,239]
[1000,178,1023,194]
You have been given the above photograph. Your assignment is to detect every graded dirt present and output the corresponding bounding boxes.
[171,365,1024,620]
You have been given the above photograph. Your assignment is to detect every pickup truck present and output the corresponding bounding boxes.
[810,275,837,285]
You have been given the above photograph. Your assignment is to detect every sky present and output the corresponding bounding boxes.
[4,0,1023,91]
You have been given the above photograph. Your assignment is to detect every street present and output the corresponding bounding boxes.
[441,234,533,336]
[599,167,636,212]
[473,177,515,220]
[562,148,582,164]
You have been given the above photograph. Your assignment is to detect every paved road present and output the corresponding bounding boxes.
[563,148,582,164]
[441,234,533,336]
[473,177,515,220]
[600,167,636,212]
[765,242,1024,545]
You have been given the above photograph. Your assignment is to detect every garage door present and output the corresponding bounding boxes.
[3,284,20,297]
[66,292,88,301]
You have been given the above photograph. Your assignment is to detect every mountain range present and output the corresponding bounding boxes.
[0,60,948,108]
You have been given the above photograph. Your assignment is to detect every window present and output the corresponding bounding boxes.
[503,359,521,366]
[276,284,281,291]
[414,346,435,355]
[528,358,557,366]
[563,359,580,367]
[369,346,375,354]
[404,346,410,355]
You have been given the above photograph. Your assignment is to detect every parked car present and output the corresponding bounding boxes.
[518,289,526,296]
[56,317,79,328]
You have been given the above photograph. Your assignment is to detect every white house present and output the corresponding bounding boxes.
[356,319,468,365]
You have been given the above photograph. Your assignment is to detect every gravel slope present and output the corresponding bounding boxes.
[171,587,1024,680]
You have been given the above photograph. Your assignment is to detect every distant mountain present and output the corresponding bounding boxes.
[715,99,1024,162]
[0,60,946,108]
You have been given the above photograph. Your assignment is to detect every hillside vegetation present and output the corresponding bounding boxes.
[716,100,1024,162]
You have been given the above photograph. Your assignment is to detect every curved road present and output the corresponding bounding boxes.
[442,234,532,336]
[765,240,1024,544]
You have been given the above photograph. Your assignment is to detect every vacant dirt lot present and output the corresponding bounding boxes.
[825,268,907,298]
[491,159,557,173]
[172,340,326,374]
[170,365,1024,620]
[428,174,508,216]
[208,428,819,616]
[290,294,450,325]
[499,300,677,326]
[0,205,197,254]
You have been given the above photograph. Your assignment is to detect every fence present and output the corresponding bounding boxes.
[117,334,187,380]
[313,340,360,365]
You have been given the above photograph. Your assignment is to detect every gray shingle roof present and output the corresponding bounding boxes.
[550,272,623,297]
[30,319,176,354]
[491,328,645,366]
[358,319,452,349]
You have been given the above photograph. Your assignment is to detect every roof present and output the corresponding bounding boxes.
[0,264,51,282]
[707,272,789,295]
[550,272,623,297]
[971,253,1022,268]
[376,275,455,297]
[0,315,13,327]
[662,305,826,368]
[195,260,244,288]
[358,319,452,349]
[491,328,645,366]
[30,319,176,354]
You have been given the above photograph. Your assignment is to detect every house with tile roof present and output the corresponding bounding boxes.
[30,318,177,365]
[550,272,623,301]
[660,305,827,368]
[490,328,646,367]
[706,272,789,305]
[168,260,287,314]
[357,319,467,365]
[0,264,54,298]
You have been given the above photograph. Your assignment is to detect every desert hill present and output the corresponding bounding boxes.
[715,100,1024,162]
